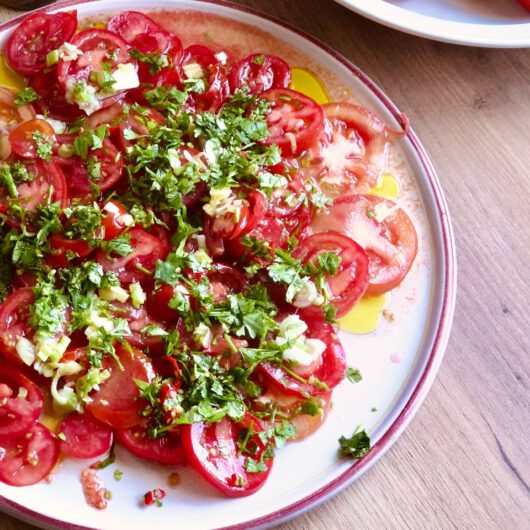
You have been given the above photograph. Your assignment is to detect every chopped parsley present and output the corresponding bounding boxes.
[14,87,39,107]
[338,427,371,459]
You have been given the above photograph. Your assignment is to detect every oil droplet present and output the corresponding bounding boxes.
[390,353,403,364]
[290,67,331,104]
[41,413,63,433]
[0,54,25,92]
[338,295,386,334]
[370,173,400,199]
[168,472,181,488]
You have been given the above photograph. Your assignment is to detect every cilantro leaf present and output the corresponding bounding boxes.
[338,427,371,459]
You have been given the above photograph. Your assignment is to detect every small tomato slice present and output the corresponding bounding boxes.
[9,118,55,159]
[107,11,164,43]
[116,425,187,465]
[101,200,131,241]
[229,53,291,95]
[0,423,60,487]
[260,88,324,156]
[0,362,44,438]
[311,194,418,294]
[86,344,154,429]
[59,413,113,459]
[6,11,77,76]
[0,87,36,136]
[181,414,273,497]
[293,231,369,318]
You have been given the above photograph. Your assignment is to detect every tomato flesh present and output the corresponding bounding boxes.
[59,413,113,459]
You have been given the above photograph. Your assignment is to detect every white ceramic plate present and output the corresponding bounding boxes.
[335,0,530,47]
[0,1,456,529]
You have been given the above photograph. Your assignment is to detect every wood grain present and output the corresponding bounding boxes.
[0,1,529,529]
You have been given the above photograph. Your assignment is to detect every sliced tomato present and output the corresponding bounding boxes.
[30,69,82,122]
[87,344,154,429]
[0,287,35,365]
[86,101,124,129]
[107,11,164,43]
[311,194,418,295]
[230,54,291,95]
[255,387,331,441]
[117,108,164,151]
[96,227,169,283]
[49,234,92,258]
[303,103,391,196]
[260,88,324,156]
[208,264,247,303]
[516,0,530,11]
[0,87,36,137]
[259,316,346,397]
[293,231,369,318]
[0,362,44,438]
[58,413,113,459]
[6,11,77,76]
[57,29,131,110]
[0,423,59,487]
[101,200,131,240]
[68,138,124,194]
[9,118,55,160]
[181,414,273,497]
[146,283,187,323]
[116,425,187,465]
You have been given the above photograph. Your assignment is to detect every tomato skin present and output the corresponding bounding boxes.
[146,283,184,322]
[260,88,324,156]
[181,414,273,497]
[516,0,530,11]
[6,12,77,76]
[229,53,291,95]
[107,11,164,43]
[9,118,55,159]
[101,201,130,241]
[259,317,346,398]
[293,231,369,318]
[87,344,154,429]
[0,362,44,438]
[0,423,60,487]
[59,413,113,459]
[0,287,35,365]
[116,426,187,465]
[311,194,418,295]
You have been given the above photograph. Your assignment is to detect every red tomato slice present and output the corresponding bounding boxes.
[8,118,55,159]
[6,11,77,76]
[255,387,331,441]
[116,426,187,465]
[86,344,154,429]
[303,102,391,196]
[229,53,291,95]
[311,194,418,295]
[0,287,35,365]
[293,231,369,318]
[57,29,131,107]
[59,413,113,459]
[259,317,346,398]
[68,138,124,194]
[0,362,44,438]
[260,88,324,156]
[96,227,169,283]
[181,414,273,497]
[101,200,130,241]
[0,87,36,137]
[107,11,164,43]
[516,0,530,11]
[117,108,165,151]
[0,423,59,486]
[30,69,82,121]
[146,283,186,323]
[208,264,247,303]
[86,101,124,129]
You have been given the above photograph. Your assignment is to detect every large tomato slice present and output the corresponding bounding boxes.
[303,102,391,196]
[311,194,418,295]
[0,160,68,218]
[86,344,154,429]
[259,316,346,398]
[0,288,35,365]
[0,423,60,487]
[95,227,169,283]
[181,414,274,497]
[293,231,369,318]
[229,53,291,95]
[6,11,77,76]
[116,425,187,465]
[58,413,113,459]
[0,362,44,438]
[260,88,324,156]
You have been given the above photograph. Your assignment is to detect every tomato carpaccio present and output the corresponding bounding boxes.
[0,8,417,500]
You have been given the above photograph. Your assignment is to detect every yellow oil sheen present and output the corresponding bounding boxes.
[370,173,400,199]
[0,54,25,92]
[290,67,331,104]
[338,294,386,334]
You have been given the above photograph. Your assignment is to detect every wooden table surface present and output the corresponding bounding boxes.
[0,1,529,529]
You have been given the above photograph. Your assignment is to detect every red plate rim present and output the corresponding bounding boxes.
[0,1,457,529]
